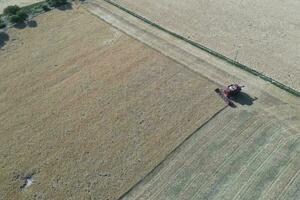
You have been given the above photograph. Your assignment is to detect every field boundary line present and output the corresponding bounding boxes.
[117,106,228,199]
[102,0,300,97]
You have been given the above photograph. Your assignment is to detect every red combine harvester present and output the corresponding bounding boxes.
[215,84,244,107]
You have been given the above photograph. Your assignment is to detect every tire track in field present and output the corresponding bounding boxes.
[278,167,300,200]
[182,118,265,197]
[118,105,228,200]
[136,110,267,199]
[189,117,278,200]
[121,106,300,200]
[211,125,284,200]
[232,136,298,200]
[261,151,298,200]
[148,110,255,200]
[202,120,283,200]
[122,108,237,199]
[261,137,300,200]
[231,141,288,200]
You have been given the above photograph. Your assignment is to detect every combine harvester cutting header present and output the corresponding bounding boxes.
[215,84,244,107]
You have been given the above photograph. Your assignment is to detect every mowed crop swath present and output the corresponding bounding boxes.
[0,8,224,200]
[112,0,300,90]
[122,107,300,200]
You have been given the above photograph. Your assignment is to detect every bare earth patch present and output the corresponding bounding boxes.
[0,8,223,200]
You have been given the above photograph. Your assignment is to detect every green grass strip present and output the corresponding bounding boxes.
[103,0,300,97]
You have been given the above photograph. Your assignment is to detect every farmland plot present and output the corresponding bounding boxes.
[113,0,300,91]
[122,106,300,200]
[0,8,224,200]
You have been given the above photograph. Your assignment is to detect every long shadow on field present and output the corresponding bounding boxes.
[14,22,27,29]
[14,20,39,29]
[57,3,73,11]
[232,92,257,106]
[0,32,9,48]
[27,20,38,28]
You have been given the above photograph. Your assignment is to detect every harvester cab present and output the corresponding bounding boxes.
[224,84,243,98]
[215,84,244,107]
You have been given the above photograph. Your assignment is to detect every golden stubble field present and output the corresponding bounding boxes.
[0,8,224,200]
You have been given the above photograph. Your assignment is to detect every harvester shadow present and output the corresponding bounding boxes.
[231,92,257,106]
[0,32,9,48]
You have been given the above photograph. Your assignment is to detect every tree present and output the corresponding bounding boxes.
[3,5,20,16]
[42,5,51,12]
[0,20,6,29]
[8,15,24,24]
[16,11,28,20]
[46,0,68,7]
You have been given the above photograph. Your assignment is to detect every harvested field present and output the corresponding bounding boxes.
[113,0,300,91]
[0,0,42,13]
[0,8,224,200]
[122,105,300,200]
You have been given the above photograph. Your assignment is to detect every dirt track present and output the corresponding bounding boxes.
[113,0,300,91]
[0,8,224,200]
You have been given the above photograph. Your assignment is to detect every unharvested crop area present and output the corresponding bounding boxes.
[0,8,224,200]
[113,0,300,91]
